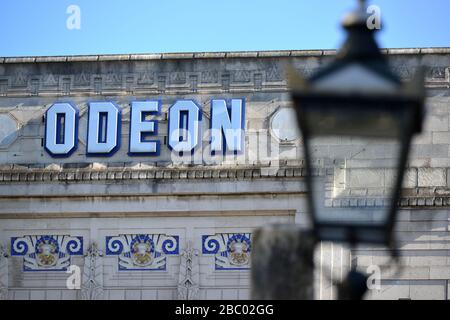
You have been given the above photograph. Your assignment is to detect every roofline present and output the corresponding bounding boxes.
[1,47,450,64]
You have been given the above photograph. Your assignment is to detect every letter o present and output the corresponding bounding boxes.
[44,102,79,157]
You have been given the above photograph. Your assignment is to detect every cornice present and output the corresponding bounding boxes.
[2,48,450,64]
[0,164,449,207]
[0,164,306,183]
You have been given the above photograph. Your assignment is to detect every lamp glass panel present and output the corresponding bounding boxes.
[307,134,401,227]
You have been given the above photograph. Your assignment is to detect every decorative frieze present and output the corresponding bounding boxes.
[10,235,83,271]
[202,233,252,270]
[0,49,448,97]
[0,164,307,183]
[105,234,179,271]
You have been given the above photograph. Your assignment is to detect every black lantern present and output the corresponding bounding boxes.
[288,0,425,246]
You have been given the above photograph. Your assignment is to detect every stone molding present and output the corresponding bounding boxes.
[2,48,450,64]
[0,163,307,183]
[1,163,450,207]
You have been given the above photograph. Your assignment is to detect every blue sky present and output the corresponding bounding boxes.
[0,0,449,57]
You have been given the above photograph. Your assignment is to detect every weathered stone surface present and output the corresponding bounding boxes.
[1,49,450,301]
[418,168,446,187]
[0,114,19,149]
[348,169,384,188]
[432,132,450,144]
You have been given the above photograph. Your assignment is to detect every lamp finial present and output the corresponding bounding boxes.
[358,0,366,10]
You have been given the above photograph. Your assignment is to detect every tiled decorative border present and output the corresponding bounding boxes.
[202,233,252,270]
[10,235,83,271]
[105,233,179,271]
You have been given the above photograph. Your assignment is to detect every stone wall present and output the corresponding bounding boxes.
[0,48,449,299]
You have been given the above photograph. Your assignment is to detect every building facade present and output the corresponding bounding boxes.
[0,48,449,300]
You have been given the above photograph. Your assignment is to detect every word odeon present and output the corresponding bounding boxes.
[44,99,245,157]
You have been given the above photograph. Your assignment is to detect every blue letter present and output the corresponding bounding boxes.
[86,102,121,156]
[168,100,201,153]
[210,98,245,154]
[129,100,160,155]
[44,102,78,157]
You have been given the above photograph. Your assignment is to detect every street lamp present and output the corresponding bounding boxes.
[288,0,425,248]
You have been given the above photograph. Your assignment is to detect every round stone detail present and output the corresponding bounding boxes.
[0,113,19,148]
[270,108,301,142]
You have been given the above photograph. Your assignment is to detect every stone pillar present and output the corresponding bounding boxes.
[177,241,200,300]
[315,242,351,300]
[0,245,8,300]
[251,224,315,300]
[81,243,104,300]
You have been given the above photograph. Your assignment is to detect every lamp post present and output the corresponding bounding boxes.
[287,0,425,298]
[251,0,425,301]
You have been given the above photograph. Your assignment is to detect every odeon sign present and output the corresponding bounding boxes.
[44,98,245,157]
